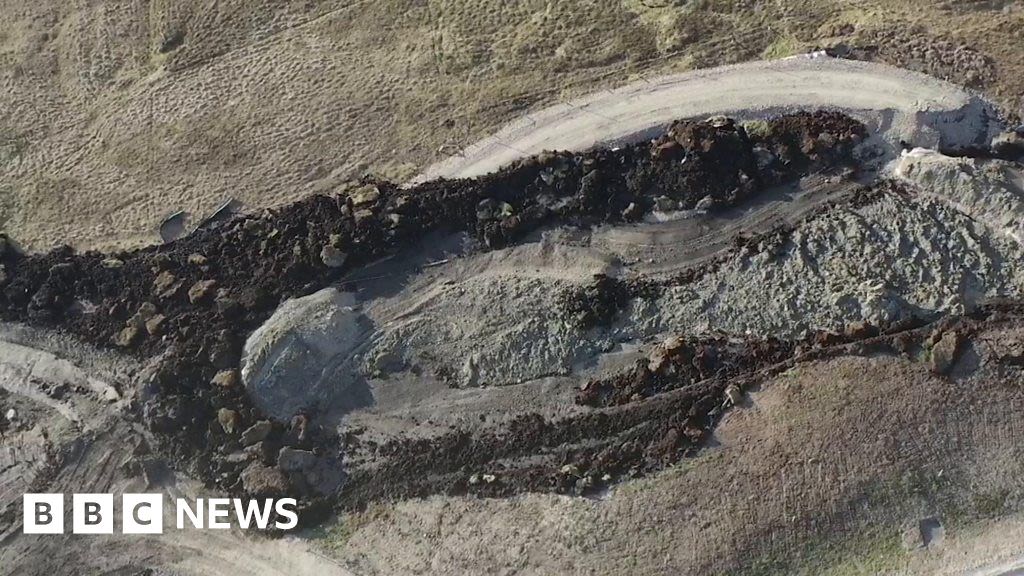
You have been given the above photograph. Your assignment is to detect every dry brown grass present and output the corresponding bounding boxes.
[0,0,1021,251]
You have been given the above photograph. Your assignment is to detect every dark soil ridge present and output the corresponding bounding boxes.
[0,111,866,512]
[338,300,1018,510]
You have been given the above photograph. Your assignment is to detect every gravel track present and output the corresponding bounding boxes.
[415,56,1001,183]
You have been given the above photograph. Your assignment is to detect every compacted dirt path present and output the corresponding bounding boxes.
[415,56,1001,183]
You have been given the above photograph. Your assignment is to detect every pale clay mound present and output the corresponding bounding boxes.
[242,173,1024,422]
[241,288,367,420]
[896,149,1024,244]
[355,188,1024,391]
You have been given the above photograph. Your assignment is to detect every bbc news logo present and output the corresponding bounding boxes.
[23,493,298,534]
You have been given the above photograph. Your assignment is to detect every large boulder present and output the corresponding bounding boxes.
[241,288,368,420]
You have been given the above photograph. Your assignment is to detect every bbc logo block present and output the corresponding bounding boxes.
[73,494,114,534]
[24,493,163,535]
[22,493,298,534]
[123,494,164,534]
[23,494,63,534]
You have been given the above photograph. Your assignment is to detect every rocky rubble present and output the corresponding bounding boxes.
[577,334,797,407]
[0,112,867,513]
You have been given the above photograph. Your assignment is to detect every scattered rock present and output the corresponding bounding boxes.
[353,208,375,224]
[930,330,962,374]
[560,464,580,477]
[240,462,289,495]
[662,335,684,352]
[707,115,732,128]
[278,447,317,472]
[217,408,240,434]
[320,245,348,268]
[845,320,877,340]
[188,279,217,304]
[99,384,120,403]
[244,440,274,462]
[240,420,272,447]
[135,302,158,321]
[211,369,240,389]
[152,271,178,296]
[290,414,309,442]
[114,324,142,348]
[4,408,15,421]
[725,384,743,405]
[648,335,684,373]
[476,199,514,221]
[145,314,167,336]
[349,185,381,206]
[654,196,678,211]
[648,348,670,373]
[224,451,251,464]
[694,195,716,211]
[187,253,208,266]
[101,258,124,269]
[476,199,496,221]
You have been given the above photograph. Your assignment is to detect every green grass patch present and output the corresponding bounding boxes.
[761,35,802,60]
[733,526,904,576]
[742,119,772,140]
[315,503,393,554]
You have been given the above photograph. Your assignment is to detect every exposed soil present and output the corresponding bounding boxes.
[334,305,989,509]
[333,314,1024,576]
[0,112,865,515]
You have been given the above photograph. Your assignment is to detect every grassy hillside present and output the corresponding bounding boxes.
[0,0,1021,250]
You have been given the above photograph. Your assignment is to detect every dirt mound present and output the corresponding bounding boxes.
[0,112,865,512]
[895,148,1024,243]
[334,305,1006,508]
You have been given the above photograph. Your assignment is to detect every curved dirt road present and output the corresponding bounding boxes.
[415,56,999,182]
